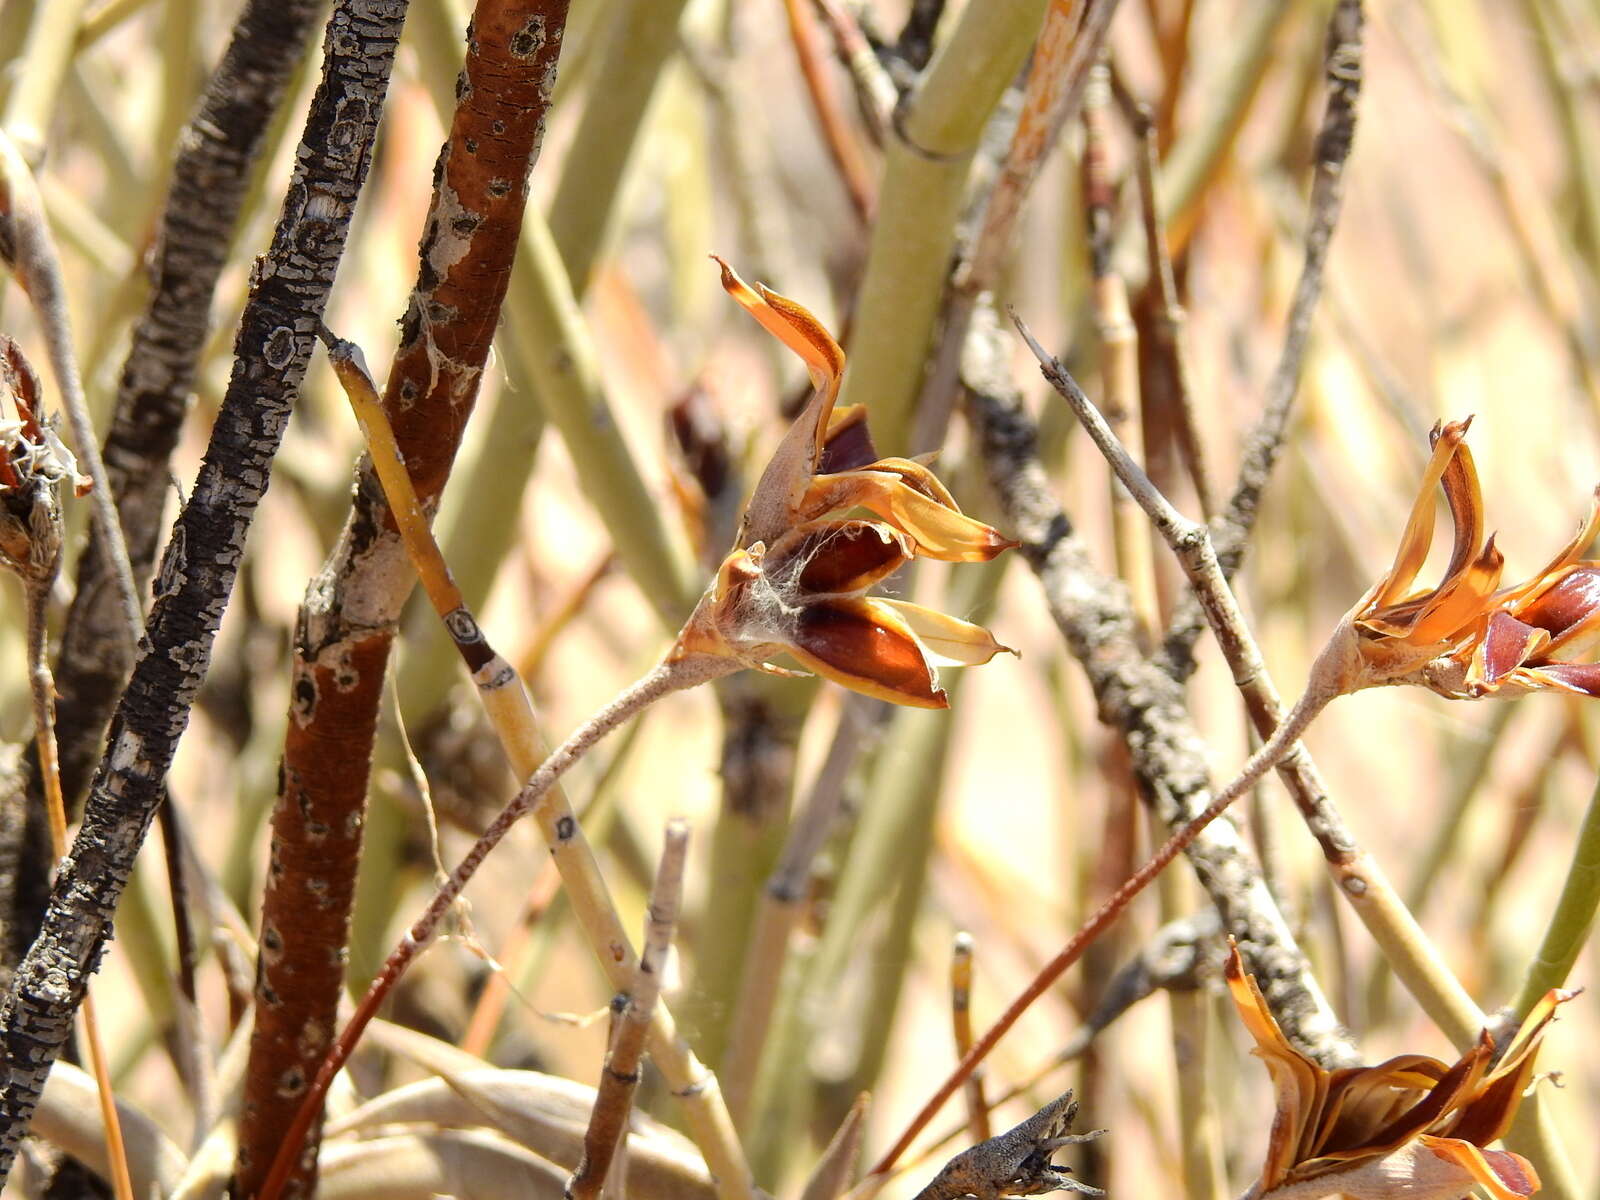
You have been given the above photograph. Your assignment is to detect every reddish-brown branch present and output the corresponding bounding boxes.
[233,2,572,1195]
[780,0,876,223]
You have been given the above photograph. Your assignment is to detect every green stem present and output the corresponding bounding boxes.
[837,0,1047,455]
[1,0,93,165]
[1512,773,1600,1020]
[547,0,692,292]
[508,210,699,624]
[746,557,1006,1175]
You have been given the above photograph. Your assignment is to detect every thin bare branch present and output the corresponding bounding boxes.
[566,819,691,1200]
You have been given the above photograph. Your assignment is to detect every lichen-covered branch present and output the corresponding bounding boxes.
[960,301,1356,1068]
[0,0,407,1178]
[47,0,327,808]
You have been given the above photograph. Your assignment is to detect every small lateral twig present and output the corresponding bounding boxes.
[566,818,690,1200]
[809,0,896,142]
[959,0,1121,295]
[1116,81,1216,518]
[948,933,990,1144]
[1014,310,1487,1048]
[1160,0,1364,681]
[780,0,875,222]
[1081,56,1159,642]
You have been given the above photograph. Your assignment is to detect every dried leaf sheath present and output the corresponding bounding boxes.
[235,3,571,1194]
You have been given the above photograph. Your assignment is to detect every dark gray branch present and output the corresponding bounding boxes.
[50,0,328,807]
[0,0,408,1175]
[961,300,1358,1069]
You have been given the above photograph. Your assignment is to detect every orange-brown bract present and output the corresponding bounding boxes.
[1227,944,1571,1200]
[1335,419,1600,699]
[672,260,1016,708]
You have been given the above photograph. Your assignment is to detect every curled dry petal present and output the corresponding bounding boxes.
[1225,945,1573,1200]
[713,256,844,546]
[1336,417,1600,700]
[803,470,1017,563]
[671,259,1017,710]
[789,598,949,709]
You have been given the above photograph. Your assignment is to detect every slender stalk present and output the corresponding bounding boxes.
[779,0,874,222]
[810,0,896,143]
[1023,313,1582,1193]
[866,677,1331,1179]
[258,654,737,1200]
[949,933,991,1144]
[23,580,135,1200]
[961,294,1355,1106]
[3,120,220,1116]
[566,819,690,1200]
[304,338,756,1199]
[1015,312,1488,1048]
[959,0,1119,296]
[49,0,324,805]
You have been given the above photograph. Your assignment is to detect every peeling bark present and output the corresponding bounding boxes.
[233,3,572,1194]
[0,0,407,1180]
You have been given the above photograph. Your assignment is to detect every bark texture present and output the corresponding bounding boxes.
[0,0,406,1179]
[51,0,328,807]
[0,0,324,1026]
[961,303,1359,1069]
[233,3,571,1194]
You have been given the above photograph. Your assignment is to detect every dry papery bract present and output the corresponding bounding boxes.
[673,259,1017,709]
[1310,417,1600,704]
[1228,946,1573,1200]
